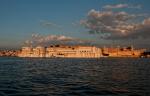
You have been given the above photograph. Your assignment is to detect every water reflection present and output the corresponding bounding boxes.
[0,57,150,96]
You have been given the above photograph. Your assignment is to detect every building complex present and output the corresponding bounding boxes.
[17,45,145,58]
[18,45,101,58]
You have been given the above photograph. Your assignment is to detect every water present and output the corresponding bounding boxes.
[0,57,150,96]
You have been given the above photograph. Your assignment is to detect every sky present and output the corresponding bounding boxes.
[0,0,150,49]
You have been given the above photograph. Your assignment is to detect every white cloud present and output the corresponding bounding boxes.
[40,20,62,29]
[103,4,128,9]
[103,4,141,9]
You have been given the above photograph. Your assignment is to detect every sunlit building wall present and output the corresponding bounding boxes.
[18,45,102,58]
[102,47,145,57]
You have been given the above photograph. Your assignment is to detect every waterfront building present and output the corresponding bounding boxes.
[18,45,146,58]
[18,47,33,57]
[102,46,145,57]
[32,46,46,57]
[18,45,102,58]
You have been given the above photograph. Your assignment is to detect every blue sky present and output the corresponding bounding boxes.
[0,0,150,48]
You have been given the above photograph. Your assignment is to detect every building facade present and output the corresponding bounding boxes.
[18,45,145,58]
[102,46,145,57]
[18,45,102,58]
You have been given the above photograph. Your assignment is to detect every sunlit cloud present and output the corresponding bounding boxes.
[24,34,92,46]
[81,8,150,40]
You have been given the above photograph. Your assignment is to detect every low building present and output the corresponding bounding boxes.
[0,50,20,57]
[102,46,145,57]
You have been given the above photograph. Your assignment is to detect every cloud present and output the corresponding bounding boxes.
[103,4,128,9]
[103,4,141,9]
[24,34,92,46]
[40,20,62,29]
[81,9,150,40]
[128,5,141,9]
[24,40,33,46]
[131,18,150,39]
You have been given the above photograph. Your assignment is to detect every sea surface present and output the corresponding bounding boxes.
[0,57,150,96]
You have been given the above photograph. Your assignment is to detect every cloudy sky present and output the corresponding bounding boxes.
[0,0,150,48]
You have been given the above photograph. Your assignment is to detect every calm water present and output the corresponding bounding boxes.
[0,57,150,96]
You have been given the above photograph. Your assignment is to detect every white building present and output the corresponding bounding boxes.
[18,45,102,58]
[18,45,145,58]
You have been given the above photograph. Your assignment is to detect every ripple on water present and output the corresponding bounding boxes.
[0,57,149,96]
